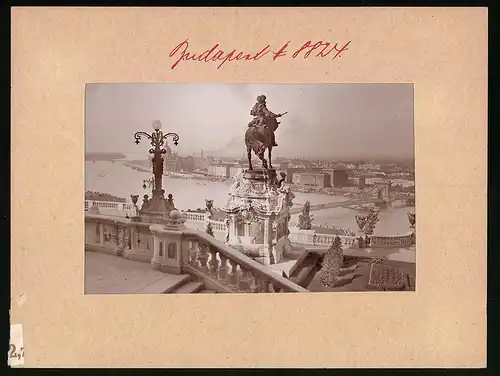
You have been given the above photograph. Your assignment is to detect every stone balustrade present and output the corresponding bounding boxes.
[85,212,307,293]
[180,229,308,293]
[85,200,136,216]
[85,200,414,252]
[287,229,357,249]
[369,233,414,248]
[181,212,205,222]
[312,233,358,249]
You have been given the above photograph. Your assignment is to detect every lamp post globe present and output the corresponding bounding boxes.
[152,120,162,131]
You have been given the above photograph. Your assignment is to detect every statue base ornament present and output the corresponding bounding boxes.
[224,168,295,266]
[130,190,177,225]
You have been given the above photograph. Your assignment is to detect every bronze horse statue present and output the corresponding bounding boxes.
[245,112,287,170]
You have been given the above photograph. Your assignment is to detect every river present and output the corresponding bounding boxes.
[86,161,415,236]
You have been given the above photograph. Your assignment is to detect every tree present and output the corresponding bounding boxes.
[298,201,313,230]
[364,209,380,236]
[319,236,344,287]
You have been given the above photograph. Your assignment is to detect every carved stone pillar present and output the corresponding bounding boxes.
[99,223,104,244]
[116,226,125,255]
[122,227,131,250]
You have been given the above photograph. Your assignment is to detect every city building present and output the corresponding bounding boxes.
[279,162,290,170]
[322,168,349,188]
[292,172,330,188]
[332,169,349,188]
[285,167,301,183]
[193,157,209,171]
[342,163,357,169]
[165,155,181,172]
[208,164,230,178]
[358,163,381,170]
[351,176,367,189]
[180,156,195,172]
[229,166,243,177]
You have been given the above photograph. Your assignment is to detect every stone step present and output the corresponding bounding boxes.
[290,254,322,287]
[135,274,191,294]
[172,281,204,294]
[198,289,217,293]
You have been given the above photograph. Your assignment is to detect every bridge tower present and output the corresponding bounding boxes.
[373,181,392,208]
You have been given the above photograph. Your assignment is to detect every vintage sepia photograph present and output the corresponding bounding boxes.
[84,83,416,294]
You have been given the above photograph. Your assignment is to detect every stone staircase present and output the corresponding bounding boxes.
[162,275,217,294]
[135,274,217,294]
[288,253,322,288]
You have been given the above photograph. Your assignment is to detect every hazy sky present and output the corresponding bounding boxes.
[85,83,414,160]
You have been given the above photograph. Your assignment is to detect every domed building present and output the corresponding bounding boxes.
[162,144,180,172]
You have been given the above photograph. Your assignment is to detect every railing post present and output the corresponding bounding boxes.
[209,248,219,278]
[99,222,104,244]
[238,268,251,292]
[219,254,228,281]
[189,241,199,267]
[228,259,238,288]
[249,273,259,293]
[261,279,270,293]
[272,284,283,293]
[197,243,210,273]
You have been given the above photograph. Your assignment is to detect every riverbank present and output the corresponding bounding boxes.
[86,161,416,235]
[85,191,126,202]
[122,161,229,183]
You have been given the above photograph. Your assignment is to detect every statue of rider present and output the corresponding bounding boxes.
[248,95,281,147]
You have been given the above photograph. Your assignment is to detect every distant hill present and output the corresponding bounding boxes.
[85,152,127,161]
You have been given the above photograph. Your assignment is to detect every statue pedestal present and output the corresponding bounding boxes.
[224,168,293,266]
[131,194,176,225]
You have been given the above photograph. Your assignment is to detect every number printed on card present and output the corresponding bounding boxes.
[8,324,24,366]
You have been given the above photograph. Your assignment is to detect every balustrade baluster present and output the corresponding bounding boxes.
[261,280,270,293]
[238,268,252,292]
[249,273,260,293]
[219,255,228,281]
[197,242,210,273]
[209,249,219,278]
[272,284,283,293]
[189,241,199,267]
[228,260,238,288]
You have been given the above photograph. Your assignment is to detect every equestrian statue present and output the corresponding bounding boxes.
[244,95,287,170]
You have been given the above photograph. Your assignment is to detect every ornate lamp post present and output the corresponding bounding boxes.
[134,120,179,218]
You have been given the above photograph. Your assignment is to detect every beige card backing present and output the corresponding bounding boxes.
[11,7,487,368]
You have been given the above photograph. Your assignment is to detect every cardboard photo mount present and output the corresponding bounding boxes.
[11,7,487,368]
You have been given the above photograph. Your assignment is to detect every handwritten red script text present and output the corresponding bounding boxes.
[169,39,351,70]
